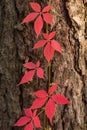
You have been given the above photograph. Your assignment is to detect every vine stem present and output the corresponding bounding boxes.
[44,0,52,130]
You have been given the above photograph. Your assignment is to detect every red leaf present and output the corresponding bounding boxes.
[14,116,30,126]
[31,98,47,109]
[19,70,35,85]
[42,33,49,39]
[49,84,58,95]
[34,16,43,37]
[42,5,52,12]
[24,108,32,118]
[33,40,47,49]
[43,13,54,24]
[44,42,54,62]
[34,90,48,98]
[24,122,33,130]
[34,116,42,128]
[33,110,37,117]
[45,99,56,123]
[49,31,56,39]
[23,62,35,69]
[30,2,41,12]
[51,40,62,53]
[52,94,70,104]
[36,60,40,68]
[22,13,38,24]
[37,67,44,78]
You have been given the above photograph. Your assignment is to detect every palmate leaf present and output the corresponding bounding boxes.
[36,60,40,67]
[22,2,54,37]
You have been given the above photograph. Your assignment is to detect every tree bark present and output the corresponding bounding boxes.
[0,0,86,130]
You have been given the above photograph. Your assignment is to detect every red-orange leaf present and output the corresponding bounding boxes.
[42,5,52,12]
[37,67,44,78]
[34,90,48,98]
[51,40,62,53]
[22,13,38,24]
[23,62,35,69]
[24,122,33,130]
[52,94,70,104]
[30,2,41,12]
[49,84,58,95]
[43,13,54,25]
[45,99,56,123]
[34,116,42,128]
[34,16,43,37]
[14,116,30,126]
[44,42,54,62]
[31,98,47,109]
[19,70,35,85]
[33,40,47,49]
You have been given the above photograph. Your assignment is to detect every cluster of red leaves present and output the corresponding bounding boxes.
[31,84,70,123]
[22,2,54,37]
[19,60,44,85]
[14,84,70,129]
[14,1,70,130]
[14,109,41,130]
[33,31,62,62]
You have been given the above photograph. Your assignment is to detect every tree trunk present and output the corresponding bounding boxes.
[0,0,86,130]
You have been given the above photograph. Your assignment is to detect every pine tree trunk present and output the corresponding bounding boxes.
[0,0,86,130]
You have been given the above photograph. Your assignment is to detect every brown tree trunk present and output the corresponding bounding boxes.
[0,0,86,130]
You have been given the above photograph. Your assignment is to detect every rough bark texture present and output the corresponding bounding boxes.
[0,0,86,130]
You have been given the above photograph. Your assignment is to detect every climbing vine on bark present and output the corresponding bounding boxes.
[14,1,70,130]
